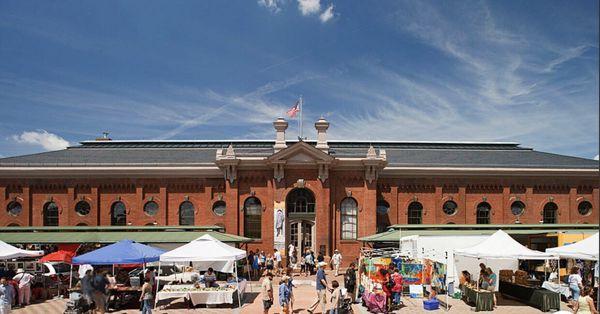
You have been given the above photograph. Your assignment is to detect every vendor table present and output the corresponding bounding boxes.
[462,286,494,312]
[499,281,560,312]
[541,281,570,299]
[156,281,246,307]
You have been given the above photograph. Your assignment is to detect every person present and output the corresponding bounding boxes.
[304,249,314,277]
[308,262,331,314]
[569,266,584,307]
[329,280,342,314]
[266,254,274,271]
[274,249,282,276]
[12,269,33,308]
[288,243,295,267]
[0,277,15,314]
[4,268,15,281]
[139,271,154,314]
[91,270,109,314]
[203,267,218,288]
[380,269,393,312]
[278,277,290,313]
[573,286,598,314]
[391,268,403,306]
[478,263,487,288]
[261,271,273,314]
[331,250,342,277]
[344,262,357,303]
[460,270,472,288]
[486,267,497,307]
[285,269,296,312]
[80,269,94,304]
[317,251,325,264]
[252,251,260,280]
[259,251,266,273]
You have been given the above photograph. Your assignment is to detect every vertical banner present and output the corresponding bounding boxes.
[274,201,286,254]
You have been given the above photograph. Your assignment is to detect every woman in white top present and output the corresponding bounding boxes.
[573,286,598,314]
[568,266,584,307]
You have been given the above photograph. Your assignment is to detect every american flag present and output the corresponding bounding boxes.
[286,99,301,118]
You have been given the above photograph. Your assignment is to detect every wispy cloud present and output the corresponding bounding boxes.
[543,45,590,73]
[594,155,599,160]
[297,0,320,16]
[258,0,284,14]
[319,4,334,23]
[11,130,70,151]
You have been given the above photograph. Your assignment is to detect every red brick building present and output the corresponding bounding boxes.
[0,117,598,263]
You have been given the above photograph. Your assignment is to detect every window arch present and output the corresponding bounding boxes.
[43,202,59,226]
[7,223,20,227]
[110,201,127,226]
[407,202,422,224]
[578,201,592,216]
[476,202,491,224]
[286,188,316,213]
[543,202,558,224]
[75,201,91,216]
[376,200,390,233]
[76,223,88,226]
[179,201,195,226]
[341,197,358,240]
[6,201,22,217]
[244,197,262,239]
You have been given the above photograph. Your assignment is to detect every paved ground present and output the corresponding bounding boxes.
[13,272,572,313]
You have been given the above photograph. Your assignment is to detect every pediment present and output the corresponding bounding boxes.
[267,141,334,164]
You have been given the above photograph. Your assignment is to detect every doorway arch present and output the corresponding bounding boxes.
[286,188,316,257]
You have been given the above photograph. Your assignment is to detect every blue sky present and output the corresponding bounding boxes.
[0,0,598,159]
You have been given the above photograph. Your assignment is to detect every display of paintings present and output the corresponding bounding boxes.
[364,257,392,283]
[422,259,433,285]
[431,262,447,289]
[401,263,423,285]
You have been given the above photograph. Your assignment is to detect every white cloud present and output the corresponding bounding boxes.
[298,0,320,15]
[594,155,599,160]
[258,0,284,13]
[319,4,334,23]
[12,130,70,151]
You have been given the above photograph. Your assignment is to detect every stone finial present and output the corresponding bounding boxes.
[225,144,235,158]
[273,117,288,152]
[315,117,330,152]
[367,145,377,159]
[379,149,387,160]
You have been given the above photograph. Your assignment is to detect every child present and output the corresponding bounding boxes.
[329,280,342,314]
[278,277,290,313]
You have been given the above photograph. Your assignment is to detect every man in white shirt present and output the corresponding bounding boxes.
[288,243,295,268]
[13,269,34,307]
[331,250,342,276]
[274,249,282,276]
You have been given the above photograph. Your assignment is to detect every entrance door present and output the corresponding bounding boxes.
[289,220,315,255]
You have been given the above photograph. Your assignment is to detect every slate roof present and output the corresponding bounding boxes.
[0,140,597,169]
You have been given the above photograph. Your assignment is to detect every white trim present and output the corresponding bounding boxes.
[79,139,520,145]
[381,166,598,177]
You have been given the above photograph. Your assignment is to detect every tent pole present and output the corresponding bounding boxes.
[445,251,449,312]
[235,260,242,308]
[69,264,73,289]
[154,261,161,309]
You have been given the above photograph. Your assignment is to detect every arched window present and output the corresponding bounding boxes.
[578,201,592,216]
[543,202,558,224]
[407,202,422,224]
[376,200,390,233]
[7,223,20,227]
[75,201,91,216]
[212,201,226,216]
[76,223,88,226]
[143,201,159,216]
[244,197,262,239]
[179,201,195,226]
[476,202,491,224]
[341,198,358,240]
[110,201,127,226]
[286,188,316,213]
[442,201,458,216]
[43,202,59,226]
[6,201,22,216]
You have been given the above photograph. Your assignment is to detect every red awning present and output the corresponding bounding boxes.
[39,250,76,264]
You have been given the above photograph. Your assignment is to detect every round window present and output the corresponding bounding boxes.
[442,201,458,216]
[511,201,525,216]
[143,201,159,216]
[6,201,22,216]
[75,201,91,216]
[578,201,592,216]
[376,200,390,215]
[212,201,226,216]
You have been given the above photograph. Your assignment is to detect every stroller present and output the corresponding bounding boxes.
[64,292,94,314]
[339,296,354,314]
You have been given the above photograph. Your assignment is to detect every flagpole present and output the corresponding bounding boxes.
[300,96,303,140]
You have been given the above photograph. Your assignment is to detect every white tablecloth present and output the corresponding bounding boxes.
[541,281,570,298]
[156,281,246,305]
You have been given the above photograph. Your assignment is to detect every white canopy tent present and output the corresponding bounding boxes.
[454,230,556,289]
[546,232,599,261]
[157,234,247,308]
[0,240,44,260]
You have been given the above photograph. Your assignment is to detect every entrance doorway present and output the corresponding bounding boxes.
[286,188,316,256]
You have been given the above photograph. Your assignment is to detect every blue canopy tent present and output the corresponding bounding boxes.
[72,239,165,265]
